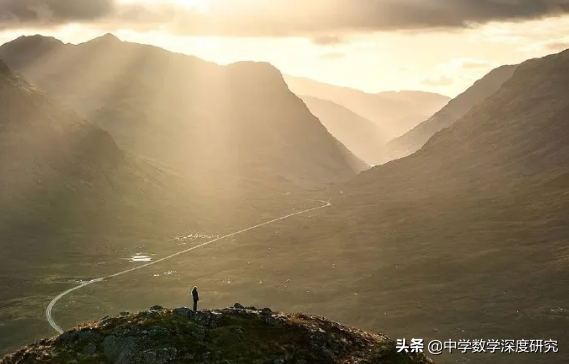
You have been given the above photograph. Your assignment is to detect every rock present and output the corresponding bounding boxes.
[54,329,101,345]
[102,335,138,364]
[1,306,436,364]
[208,311,223,328]
[150,305,164,311]
[77,329,101,341]
[148,326,170,337]
[53,331,77,345]
[194,311,211,326]
[139,347,178,364]
[112,327,133,336]
[322,346,336,360]
[82,342,98,355]
[120,311,130,316]
[173,307,192,317]
[233,303,245,309]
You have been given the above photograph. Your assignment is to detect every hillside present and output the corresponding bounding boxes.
[0,58,126,231]
[0,305,435,364]
[0,34,366,190]
[356,50,569,194]
[177,49,569,364]
[300,95,382,165]
[0,62,338,356]
[0,59,255,238]
[284,75,450,140]
[381,64,517,163]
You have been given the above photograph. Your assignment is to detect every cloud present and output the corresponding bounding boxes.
[544,40,569,50]
[0,0,113,28]
[436,58,497,73]
[311,35,345,46]
[318,51,346,60]
[1,0,569,37]
[519,36,569,52]
[422,75,454,86]
[398,65,415,72]
[460,60,493,69]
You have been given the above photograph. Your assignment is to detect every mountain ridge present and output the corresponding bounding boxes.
[300,95,383,165]
[283,74,450,140]
[381,64,518,163]
[0,34,366,189]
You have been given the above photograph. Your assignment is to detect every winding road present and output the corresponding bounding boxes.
[45,199,332,334]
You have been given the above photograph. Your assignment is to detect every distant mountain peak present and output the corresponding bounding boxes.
[3,34,64,50]
[88,33,122,44]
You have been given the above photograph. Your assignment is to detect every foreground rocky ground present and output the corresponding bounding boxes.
[1,304,435,364]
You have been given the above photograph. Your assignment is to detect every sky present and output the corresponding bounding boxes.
[1,0,569,97]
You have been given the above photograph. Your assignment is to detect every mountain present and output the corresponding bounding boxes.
[0,59,247,242]
[0,59,358,355]
[0,34,366,191]
[0,305,435,364]
[300,95,383,165]
[198,49,569,364]
[0,58,124,230]
[284,75,450,139]
[381,64,517,163]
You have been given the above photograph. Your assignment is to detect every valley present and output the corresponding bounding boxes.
[1,19,568,364]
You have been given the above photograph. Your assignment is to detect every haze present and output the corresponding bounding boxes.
[1,1,569,364]
[0,0,568,96]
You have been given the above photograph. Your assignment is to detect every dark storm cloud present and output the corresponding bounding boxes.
[0,0,113,28]
[1,0,568,35]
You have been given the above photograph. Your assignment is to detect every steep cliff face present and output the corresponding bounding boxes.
[0,305,435,364]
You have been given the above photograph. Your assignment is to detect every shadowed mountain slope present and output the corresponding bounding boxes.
[300,95,382,165]
[0,60,246,241]
[381,64,517,163]
[284,75,450,140]
[0,34,366,191]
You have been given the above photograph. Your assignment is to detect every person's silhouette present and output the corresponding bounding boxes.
[191,286,199,311]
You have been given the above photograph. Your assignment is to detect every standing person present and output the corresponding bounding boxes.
[191,286,199,311]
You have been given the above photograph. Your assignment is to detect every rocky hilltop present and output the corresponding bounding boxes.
[0,305,434,364]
